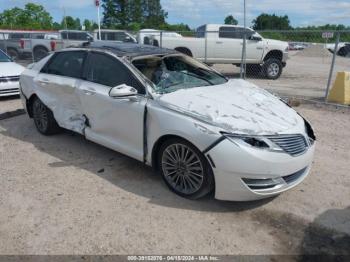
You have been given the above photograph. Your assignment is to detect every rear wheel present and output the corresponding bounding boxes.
[263,58,283,79]
[158,138,214,199]
[32,98,61,135]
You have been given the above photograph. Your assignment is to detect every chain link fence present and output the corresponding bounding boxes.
[1,28,349,101]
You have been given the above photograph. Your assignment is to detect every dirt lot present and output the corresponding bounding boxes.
[214,47,350,99]
[0,99,349,255]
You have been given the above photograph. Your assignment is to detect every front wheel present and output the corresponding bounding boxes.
[158,138,214,199]
[263,58,283,80]
[32,98,61,135]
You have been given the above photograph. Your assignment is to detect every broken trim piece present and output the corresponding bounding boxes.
[202,136,226,154]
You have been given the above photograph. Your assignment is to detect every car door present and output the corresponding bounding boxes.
[245,30,264,63]
[78,51,147,161]
[34,50,87,133]
[212,26,242,63]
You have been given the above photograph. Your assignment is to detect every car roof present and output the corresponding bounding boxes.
[77,41,178,58]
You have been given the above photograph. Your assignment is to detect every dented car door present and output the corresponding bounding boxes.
[78,51,147,161]
[34,50,87,133]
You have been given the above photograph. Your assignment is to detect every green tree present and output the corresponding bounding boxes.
[252,13,292,30]
[0,3,52,29]
[83,19,92,31]
[224,15,238,25]
[61,16,80,29]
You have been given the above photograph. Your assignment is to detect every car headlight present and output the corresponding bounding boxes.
[222,133,282,152]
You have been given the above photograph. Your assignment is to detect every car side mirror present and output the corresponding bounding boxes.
[109,84,138,98]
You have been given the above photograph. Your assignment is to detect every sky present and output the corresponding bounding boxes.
[1,0,350,28]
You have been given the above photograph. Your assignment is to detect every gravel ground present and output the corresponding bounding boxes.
[0,103,349,255]
[214,48,350,99]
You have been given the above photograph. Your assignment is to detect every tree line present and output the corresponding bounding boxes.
[0,1,349,38]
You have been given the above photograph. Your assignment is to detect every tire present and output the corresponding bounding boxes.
[338,46,350,58]
[33,47,48,62]
[6,48,19,60]
[158,138,214,199]
[32,97,61,135]
[263,58,283,80]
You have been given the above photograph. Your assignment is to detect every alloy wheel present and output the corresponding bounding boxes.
[267,62,280,77]
[33,100,48,133]
[161,143,204,195]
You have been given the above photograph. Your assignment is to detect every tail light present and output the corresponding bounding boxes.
[20,39,24,49]
[50,41,56,51]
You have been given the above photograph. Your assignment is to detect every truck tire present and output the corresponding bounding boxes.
[6,48,19,60]
[338,46,350,58]
[263,58,283,80]
[33,46,49,62]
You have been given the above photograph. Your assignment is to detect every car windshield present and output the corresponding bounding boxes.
[0,50,12,62]
[132,55,227,93]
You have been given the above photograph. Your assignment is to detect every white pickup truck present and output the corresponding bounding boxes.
[20,30,93,61]
[152,24,289,79]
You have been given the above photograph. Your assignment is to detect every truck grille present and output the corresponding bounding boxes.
[0,76,20,83]
[267,134,308,156]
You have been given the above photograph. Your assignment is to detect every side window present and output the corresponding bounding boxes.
[219,27,240,39]
[42,51,86,78]
[85,52,145,94]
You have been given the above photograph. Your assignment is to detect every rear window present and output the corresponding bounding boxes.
[42,51,86,78]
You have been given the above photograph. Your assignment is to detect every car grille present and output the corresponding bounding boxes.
[267,134,308,156]
[0,88,19,95]
[0,76,20,83]
[283,167,308,184]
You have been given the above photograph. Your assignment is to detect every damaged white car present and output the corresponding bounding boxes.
[20,42,316,201]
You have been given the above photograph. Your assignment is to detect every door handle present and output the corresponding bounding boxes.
[216,41,223,44]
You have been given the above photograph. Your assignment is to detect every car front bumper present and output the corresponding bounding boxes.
[0,82,20,97]
[207,138,315,201]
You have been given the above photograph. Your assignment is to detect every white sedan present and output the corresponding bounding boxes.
[0,49,25,96]
[19,42,316,201]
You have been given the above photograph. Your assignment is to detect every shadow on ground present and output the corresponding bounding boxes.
[0,115,274,213]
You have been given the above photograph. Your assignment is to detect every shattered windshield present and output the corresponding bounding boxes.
[132,55,227,93]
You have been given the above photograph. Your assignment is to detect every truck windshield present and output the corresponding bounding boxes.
[132,55,227,94]
[0,50,11,62]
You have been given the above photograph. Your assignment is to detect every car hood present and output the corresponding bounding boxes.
[0,62,25,77]
[157,79,304,135]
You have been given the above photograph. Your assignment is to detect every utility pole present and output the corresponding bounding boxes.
[95,0,101,40]
[240,0,247,79]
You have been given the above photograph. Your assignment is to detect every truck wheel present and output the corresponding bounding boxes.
[7,48,19,60]
[263,58,283,80]
[33,47,49,62]
[338,46,350,58]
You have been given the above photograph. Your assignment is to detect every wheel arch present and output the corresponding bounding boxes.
[33,45,49,53]
[264,50,283,61]
[26,93,39,118]
[151,134,202,171]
